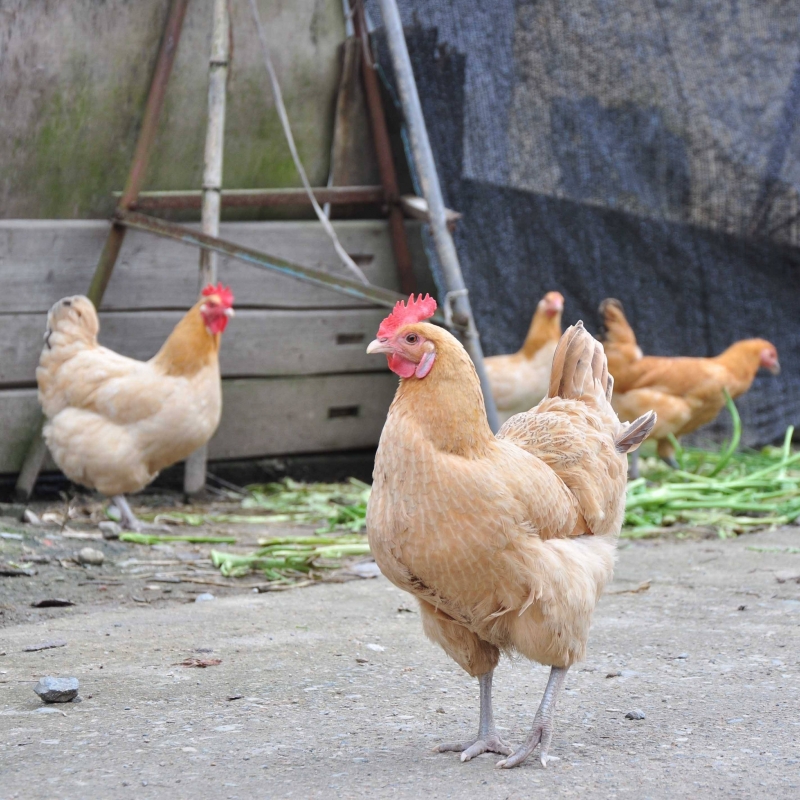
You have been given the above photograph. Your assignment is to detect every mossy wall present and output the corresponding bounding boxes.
[0,0,346,218]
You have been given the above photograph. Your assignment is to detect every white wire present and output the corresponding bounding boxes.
[246,0,369,285]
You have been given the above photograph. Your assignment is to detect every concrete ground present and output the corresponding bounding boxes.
[1,527,799,799]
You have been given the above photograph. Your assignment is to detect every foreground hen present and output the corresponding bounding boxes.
[599,298,779,477]
[37,284,234,530]
[366,296,655,768]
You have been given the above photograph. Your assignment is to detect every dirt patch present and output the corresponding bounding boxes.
[0,491,366,629]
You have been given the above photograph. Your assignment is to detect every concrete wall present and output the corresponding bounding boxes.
[0,0,346,218]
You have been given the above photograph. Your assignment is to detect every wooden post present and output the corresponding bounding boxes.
[184,0,230,495]
[351,1,416,296]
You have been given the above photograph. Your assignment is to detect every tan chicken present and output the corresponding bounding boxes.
[599,298,780,477]
[37,284,234,530]
[365,295,655,768]
[485,291,564,424]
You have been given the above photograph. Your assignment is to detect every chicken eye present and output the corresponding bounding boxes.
[405,334,419,344]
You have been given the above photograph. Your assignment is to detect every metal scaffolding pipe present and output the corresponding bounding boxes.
[374,0,499,431]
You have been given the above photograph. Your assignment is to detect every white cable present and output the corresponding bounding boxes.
[246,0,369,285]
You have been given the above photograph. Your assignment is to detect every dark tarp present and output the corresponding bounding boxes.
[367,0,800,446]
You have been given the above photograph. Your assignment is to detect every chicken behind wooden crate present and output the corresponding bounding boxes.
[36,285,234,531]
[365,295,655,768]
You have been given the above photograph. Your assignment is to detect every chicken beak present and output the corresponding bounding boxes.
[769,361,781,376]
[367,338,392,355]
[224,308,235,318]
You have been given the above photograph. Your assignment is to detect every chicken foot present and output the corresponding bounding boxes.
[111,495,172,534]
[435,670,513,762]
[496,665,568,769]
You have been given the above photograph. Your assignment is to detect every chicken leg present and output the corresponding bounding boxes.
[435,670,513,761]
[496,665,568,769]
[111,495,171,534]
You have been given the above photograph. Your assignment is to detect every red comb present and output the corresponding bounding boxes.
[202,283,234,308]
[377,294,437,338]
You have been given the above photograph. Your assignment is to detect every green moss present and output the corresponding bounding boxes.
[5,0,342,219]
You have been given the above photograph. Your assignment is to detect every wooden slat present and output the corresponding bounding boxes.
[0,308,390,385]
[212,373,396,459]
[0,220,434,314]
[0,373,398,475]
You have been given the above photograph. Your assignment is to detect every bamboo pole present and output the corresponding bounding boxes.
[184,0,230,495]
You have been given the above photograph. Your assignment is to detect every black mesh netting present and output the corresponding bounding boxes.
[367,0,800,446]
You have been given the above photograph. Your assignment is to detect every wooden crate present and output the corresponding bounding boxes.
[0,219,432,475]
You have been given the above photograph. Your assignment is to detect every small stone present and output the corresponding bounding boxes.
[34,676,79,703]
[350,561,382,578]
[99,521,122,540]
[78,547,104,566]
[195,593,215,603]
[625,709,646,720]
[606,671,622,678]
[436,707,445,714]
[366,643,385,652]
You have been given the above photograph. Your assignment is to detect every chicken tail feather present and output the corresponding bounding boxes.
[548,320,610,404]
[615,411,657,454]
[598,298,637,346]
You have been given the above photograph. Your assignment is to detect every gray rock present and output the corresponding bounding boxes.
[78,547,105,566]
[625,708,646,720]
[195,592,215,602]
[34,676,79,703]
[99,521,122,540]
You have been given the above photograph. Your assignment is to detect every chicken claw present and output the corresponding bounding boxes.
[436,735,513,762]
[435,671,512,762]
[496,666,567,769]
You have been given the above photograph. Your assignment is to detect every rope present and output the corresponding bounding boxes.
[246,0,369,285]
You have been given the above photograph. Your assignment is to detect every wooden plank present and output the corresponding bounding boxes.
[212,373,397,460]
[0,308,390,386]
[0,220,434,314]
[0,373,398,475]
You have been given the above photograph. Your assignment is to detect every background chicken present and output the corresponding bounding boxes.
[36,283,234,530]
[485,291,564,424]
[365,295,655,768]
[599,298,780,478]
